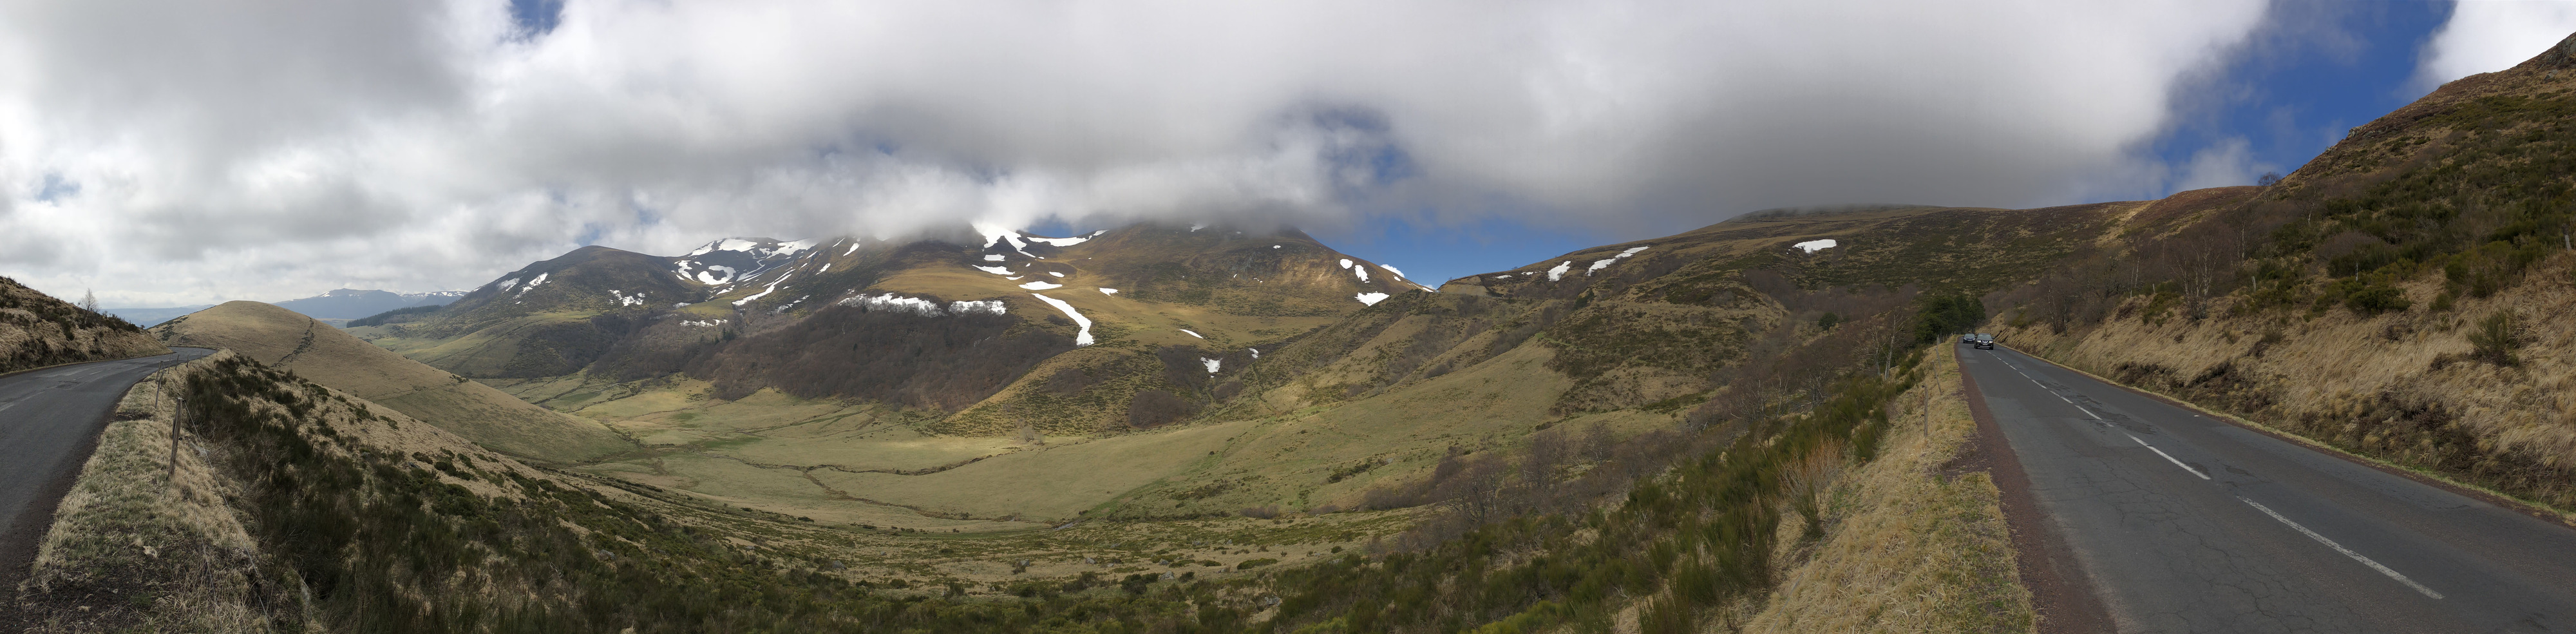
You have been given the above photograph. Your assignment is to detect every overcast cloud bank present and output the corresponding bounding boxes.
[0,1,2553,305]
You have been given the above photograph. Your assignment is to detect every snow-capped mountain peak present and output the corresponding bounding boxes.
[672,237,808,286]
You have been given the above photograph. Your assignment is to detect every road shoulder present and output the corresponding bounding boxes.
[1956,353,2113,634]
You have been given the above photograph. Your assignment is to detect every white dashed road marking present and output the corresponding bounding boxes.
[2239,497,2443,599]
[2126,434,2208,479]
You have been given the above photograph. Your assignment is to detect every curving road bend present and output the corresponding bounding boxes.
[1965,346,2576,633]
[0,347,214,599]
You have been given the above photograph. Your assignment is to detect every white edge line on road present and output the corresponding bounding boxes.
[2238,496,2443,600]
[2126,434,2210,480]
[2072,404,2100,419]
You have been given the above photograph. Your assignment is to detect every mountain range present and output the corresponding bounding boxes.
[11,30,2576,634]
[102,288,464,327]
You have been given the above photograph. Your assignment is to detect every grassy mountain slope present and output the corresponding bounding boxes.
[19,315,2022,634]
[1982,32,2576,514]
[0,276,167,373]
[370,245,707,378]
[17,207,2088,633]
[358,224,1410,435]
[1059,202,2125,521]
[151,301,631,462]
[471,202,2125,533]
[13,351,1278,632]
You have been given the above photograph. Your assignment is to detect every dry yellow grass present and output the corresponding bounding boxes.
[15,352,270,633]
[1739,345,2037,634]
[491,339,1628,531]
[16,350,549,631]
[373,311,595,378]
[153,301,632,462]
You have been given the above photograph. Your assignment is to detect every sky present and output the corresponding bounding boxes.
[1,1,2570,307]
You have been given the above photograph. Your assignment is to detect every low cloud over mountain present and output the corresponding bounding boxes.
[0,1,2546,305]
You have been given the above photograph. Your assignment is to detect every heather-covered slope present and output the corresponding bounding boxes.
[1985,33,2576,512]
[0,275,167,373]
[152,301,630,462]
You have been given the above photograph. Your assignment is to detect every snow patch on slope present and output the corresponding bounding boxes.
[1794,239,1838,253]
[734,273,791,306]
[1028,293,1094,346]
[689,238,766,256]
[1024,231,1100,247]
[976,223,1033,255]
[1355,292,1390,305]
[1019,280,1064,290]
[1547,261,1573,281]
[1587,246,1649,275]
[836,294,1007,317]
[513,273,550,298]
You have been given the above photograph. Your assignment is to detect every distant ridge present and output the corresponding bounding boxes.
[97,304,215,327]
[272,288,464,320]
[1733,203,1944,221]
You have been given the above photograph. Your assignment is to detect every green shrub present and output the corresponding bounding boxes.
[2343,283,2410,315]
[2469,311,2523,366]
[1911,294,1984,343]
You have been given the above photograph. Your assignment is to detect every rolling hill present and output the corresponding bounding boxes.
[30,28,2576,634]
[150,301,631,462]
[49,203,2063,633]
[335,200,2126,534]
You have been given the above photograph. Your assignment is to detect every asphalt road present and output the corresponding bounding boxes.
[1964,345,2576,633]
[0,347,213,597]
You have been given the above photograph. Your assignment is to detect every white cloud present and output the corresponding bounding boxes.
[0,0,2274,305]
[2169,137,2278,191]
[2416,2,2576,92]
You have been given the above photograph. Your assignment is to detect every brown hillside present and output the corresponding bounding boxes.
[153,301,631,462]
[0,276,167,373]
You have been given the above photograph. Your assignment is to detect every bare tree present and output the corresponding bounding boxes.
[79,289,99,313]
